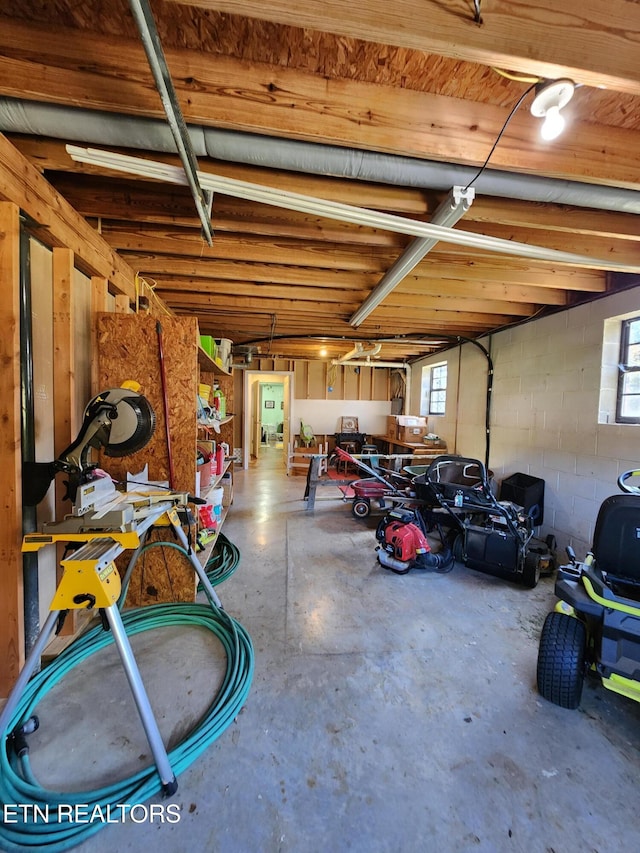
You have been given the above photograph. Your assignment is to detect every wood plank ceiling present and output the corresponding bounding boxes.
[0,0,639,362]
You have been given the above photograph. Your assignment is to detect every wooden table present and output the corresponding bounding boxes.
[371,437,447,468]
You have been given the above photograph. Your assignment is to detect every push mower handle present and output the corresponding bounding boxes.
[617,469,640,494]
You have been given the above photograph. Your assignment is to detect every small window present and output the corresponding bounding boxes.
[421,363,447,416]
[616,317,640,424]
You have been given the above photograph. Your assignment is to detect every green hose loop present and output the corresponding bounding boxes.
[0,602,254,851]
[198,532,241,589]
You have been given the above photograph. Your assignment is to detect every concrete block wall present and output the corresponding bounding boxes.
[410,283,640,555]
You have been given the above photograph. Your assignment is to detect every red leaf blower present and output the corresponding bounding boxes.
[376,509,454,575]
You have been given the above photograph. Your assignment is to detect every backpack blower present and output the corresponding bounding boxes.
[376,509,454,575]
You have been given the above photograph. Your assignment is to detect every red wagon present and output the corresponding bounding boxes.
[332,446,414,518]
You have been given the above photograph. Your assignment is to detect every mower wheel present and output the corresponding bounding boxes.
[452,533,464,563]
[521,551,541,589]
[537,611,586,709]
[352,498,371,519]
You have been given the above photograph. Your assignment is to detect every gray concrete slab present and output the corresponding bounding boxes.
[3,445,640,852]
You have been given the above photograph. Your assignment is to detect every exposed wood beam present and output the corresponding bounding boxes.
[155,277,535,315]
[97,226,637,277]
[156,288,519,327]
[120,253,605,291]
[18,154,637,248]
[468,197,640,242]
[0,21,638,185]
[0,134,135,298]
[7,137,432,214]
[129,265,569,306]
[441,224,640,268]
[170,0,640,96]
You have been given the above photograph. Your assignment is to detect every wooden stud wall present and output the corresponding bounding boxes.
[292,360,390,401]
[0,202,24,695]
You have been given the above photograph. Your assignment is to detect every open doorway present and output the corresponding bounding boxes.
[243,371,294,469]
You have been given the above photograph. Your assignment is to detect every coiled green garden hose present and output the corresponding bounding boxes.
[198,532,241,589]
[0,600,254,852]
[118,530,240,606]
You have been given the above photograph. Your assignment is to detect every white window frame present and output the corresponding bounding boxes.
[421,362,447,417]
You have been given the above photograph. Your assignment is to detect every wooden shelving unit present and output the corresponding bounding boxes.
[198,346,232,375]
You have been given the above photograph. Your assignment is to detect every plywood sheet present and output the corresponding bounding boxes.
[96,313,198,492]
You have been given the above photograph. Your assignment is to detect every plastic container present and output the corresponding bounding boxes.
[199,335,215,357]
[214,338,232,370]
[209,486,224,509]
[215,445,225,476]
[213,388,226,418]
[499,472,545,524]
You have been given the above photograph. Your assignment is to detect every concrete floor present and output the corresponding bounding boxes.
[5,444,640,852]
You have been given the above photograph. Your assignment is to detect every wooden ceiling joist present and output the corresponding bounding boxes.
[2,2,638,361]
[172,0,640,96]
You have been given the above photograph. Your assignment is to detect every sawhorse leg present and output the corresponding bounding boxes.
[0,610,61,736]
[169,513,223,608]
[104,604,177,795]
[305,456,322,511]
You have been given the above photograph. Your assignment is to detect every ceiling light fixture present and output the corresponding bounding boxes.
[530,78,575,141]
[66,146,640,274]
[349,186,474,327]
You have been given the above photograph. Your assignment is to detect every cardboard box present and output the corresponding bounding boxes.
[387,415,427,435]
[396,424,430,442]
[387,415,428,442]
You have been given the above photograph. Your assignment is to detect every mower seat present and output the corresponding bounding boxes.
[592,494,640,598]
[417,455,493,505]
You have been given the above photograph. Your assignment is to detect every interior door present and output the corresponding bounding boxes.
[251,378,261,459]
[281,375,291,468]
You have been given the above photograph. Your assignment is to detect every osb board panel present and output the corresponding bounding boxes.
[117,526,197,606]
[96,313,197,492]
[12,2,640,130]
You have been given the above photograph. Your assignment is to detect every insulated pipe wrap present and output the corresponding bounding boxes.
[1,97,639,215]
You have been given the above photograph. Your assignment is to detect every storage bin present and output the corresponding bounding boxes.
[209,486,224,507]
[200,335,215,357]
[197,458,212,489]
[499,472,545,525]
[198,383,212,403]
[215,338,232,371]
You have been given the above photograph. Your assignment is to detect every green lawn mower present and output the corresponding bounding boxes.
[537,469,640,709]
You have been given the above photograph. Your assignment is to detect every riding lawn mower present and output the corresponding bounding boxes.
[537,469,640,709]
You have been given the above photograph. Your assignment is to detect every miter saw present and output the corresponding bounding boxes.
[23,381,158,529]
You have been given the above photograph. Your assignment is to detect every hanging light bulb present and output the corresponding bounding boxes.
[530,78,575,141]
[540,104,566,141]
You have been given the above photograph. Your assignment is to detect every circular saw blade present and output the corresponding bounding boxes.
[103,393,156,457]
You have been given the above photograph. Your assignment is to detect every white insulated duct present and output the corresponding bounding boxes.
[335,342,383,363]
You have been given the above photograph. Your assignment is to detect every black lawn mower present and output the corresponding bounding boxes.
[411,455,548,588]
